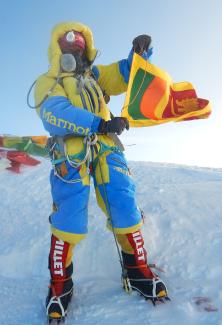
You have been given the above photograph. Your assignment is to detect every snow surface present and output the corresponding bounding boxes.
[0,159,222,325]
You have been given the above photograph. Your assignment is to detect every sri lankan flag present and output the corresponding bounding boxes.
[121,53,211,127]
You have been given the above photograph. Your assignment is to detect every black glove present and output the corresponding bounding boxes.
[132,34,152,54]
[98,117,129,135]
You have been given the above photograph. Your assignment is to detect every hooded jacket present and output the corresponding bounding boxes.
[34,22,131,155]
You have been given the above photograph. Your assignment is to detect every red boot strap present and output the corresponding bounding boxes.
[50,283,57,297]
[51,276,72,284]
[49,276,72,297]
[124,264,148,269]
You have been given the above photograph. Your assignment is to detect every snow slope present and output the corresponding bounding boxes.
[0,160,222,325]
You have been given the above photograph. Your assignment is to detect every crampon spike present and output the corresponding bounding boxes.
[165,296,171,301]
[48,316,65,324]
[146,295,171,306]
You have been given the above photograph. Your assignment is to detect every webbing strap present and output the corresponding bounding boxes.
[51,137,122,166]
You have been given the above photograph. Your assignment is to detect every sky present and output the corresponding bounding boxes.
[1,0,222,167]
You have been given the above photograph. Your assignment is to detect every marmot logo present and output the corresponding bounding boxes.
[42,109,90,136]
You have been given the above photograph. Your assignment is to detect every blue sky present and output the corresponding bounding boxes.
[1,0,222,167]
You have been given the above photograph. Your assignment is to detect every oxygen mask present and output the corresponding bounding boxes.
[60,52,88,75]
[58,30,89,75]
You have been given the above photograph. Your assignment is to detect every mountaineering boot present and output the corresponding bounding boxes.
[122,251,168,303]
[46,263,73,321]
[120,231,169,303]
[46,235,74,321]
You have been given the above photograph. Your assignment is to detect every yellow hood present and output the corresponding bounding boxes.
[47,22,97,77]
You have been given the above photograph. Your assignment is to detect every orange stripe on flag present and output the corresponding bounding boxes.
[140,77,167,120]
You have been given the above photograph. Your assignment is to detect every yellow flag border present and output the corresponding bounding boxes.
[121,53,211,127]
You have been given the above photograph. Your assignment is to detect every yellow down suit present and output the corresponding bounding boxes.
[34,22,142,245]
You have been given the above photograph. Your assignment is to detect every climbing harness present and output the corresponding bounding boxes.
[48,133,98,184]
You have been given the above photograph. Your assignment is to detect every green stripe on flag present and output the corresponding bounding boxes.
[128,68,155,120]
